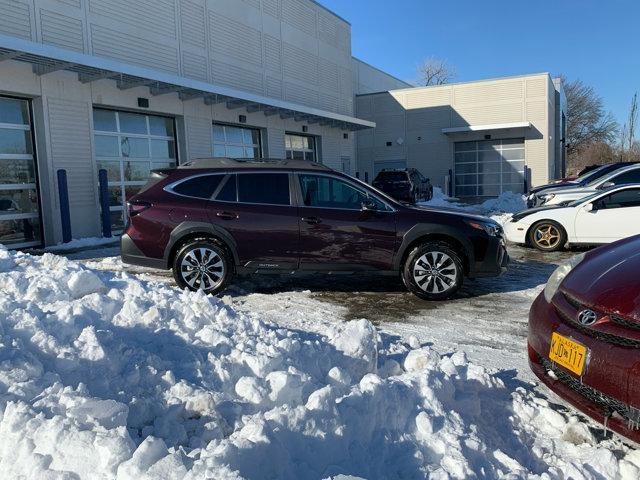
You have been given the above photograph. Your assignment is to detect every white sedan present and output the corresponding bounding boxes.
[505,184,640,251]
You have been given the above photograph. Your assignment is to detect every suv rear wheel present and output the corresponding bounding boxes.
[173,238,231,295]
[402,242,464,300]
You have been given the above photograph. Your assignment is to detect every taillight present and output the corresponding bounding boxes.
[127,200,151,218]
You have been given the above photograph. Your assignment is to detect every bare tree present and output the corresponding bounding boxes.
[562,76,619,158]
[416,57,456,86]
[620,92,638,160]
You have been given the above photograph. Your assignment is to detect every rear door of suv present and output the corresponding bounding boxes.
[294,172,397,271]
[207,171,300,270]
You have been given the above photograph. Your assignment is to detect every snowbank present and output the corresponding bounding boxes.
[0,245,637,479]
[418,188,526,225]
[38,236,120,253]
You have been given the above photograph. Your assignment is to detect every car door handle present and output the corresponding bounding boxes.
[216,211,238,220]
[302,217,322,225]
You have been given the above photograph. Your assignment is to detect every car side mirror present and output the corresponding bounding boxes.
[583,203,594,212]
[361,200,377,212]
[598,181,615,190]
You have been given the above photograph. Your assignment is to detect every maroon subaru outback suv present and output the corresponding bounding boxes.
[121,158,508,300]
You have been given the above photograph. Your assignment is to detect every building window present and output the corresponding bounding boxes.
[212,123,261,159]
[0,96,41,248]
[454,138,525,197]
[93,109,177,232]
[285,134,316,162]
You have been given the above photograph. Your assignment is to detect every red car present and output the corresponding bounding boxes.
[528,234,640,442]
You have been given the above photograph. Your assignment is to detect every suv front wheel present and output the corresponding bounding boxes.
[173,238,231,295]
[402,242,464,300]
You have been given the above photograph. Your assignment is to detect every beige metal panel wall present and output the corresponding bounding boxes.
[352,57,411,95]
[356,73,555,190]
[1,0,354,114]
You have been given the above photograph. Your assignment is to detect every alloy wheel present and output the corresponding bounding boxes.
[413,251,458,294]
[533,224,561,249]
[180,247,225,291]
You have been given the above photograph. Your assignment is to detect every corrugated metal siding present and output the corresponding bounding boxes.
[89,0,177,39]
[179,0,206,48]
[267,127,285,158]
[182,50,208,81]
[526,77,547,98]
[266,76,283,99]
[52,0,81,8]
[454,103,523,126]
[40,9,84,52]
[282,0,316,36]
[283,42,318,85]
[211,61,264,94]
[262,0,281,19]
[321,133,340,169]
[209,11,263,67]
[319,92,338,113]
[319,58,339,91]
[454,80,523,104]
[91,24,179,73]
[0,1,32,40]
[47,98,95,206]
[405,88,452,109]
[240,0,260,9]
[263,34,282,72]
[284,81,318,107]
[185,116,212,159]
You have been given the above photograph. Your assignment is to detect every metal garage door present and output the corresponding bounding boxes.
[0,96,42,248]
[454,139,525,197]
[93,109,177,232]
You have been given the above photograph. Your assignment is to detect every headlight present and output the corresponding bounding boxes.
[543,253,585,303]
[538,193,555,204]
[466,220,502,237]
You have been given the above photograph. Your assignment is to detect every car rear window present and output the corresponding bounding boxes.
[376,172,407,182]
[172,175,224,199]
[238,173,290,205]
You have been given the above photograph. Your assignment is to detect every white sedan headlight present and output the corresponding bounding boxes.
[538,193,555,205]
[543,253,585,303]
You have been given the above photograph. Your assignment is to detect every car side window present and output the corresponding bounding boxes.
[172,174,224,199]
[610,169,640,185]
[216,174,237,202]
[596,189,640,209]
[237,173,290,205]
[299,174,388,211]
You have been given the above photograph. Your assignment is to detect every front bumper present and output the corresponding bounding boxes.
[471,236,509,277]
[528,293,640,443]
[503,221,528,244]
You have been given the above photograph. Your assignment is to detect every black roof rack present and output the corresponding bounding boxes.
[178,157,333,172]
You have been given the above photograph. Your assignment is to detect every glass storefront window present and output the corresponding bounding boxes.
[285,134,316,162]
[0,129,32,155]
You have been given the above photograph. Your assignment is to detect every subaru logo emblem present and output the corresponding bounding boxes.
[577,309,598,326]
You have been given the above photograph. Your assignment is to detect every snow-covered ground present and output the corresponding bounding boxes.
[1,193,638,479]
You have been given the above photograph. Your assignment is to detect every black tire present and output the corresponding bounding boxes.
[402,241,464,300]
[172,238,232,295]
[528,220,567,252]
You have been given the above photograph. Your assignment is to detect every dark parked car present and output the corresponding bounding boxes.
[527,162,638,207]
[121,158,508,300]
[528,234,640,442]
[372,168,433,203]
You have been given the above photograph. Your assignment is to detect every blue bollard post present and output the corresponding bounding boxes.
[98,169,112,238]
[57,169,72,243]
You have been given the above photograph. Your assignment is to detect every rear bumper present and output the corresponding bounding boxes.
[120,233,167,269]
[528,293,640,443]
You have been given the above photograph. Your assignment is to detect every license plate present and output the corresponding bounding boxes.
[549,332,588,376]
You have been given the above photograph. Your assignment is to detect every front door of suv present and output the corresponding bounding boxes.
[207,172,299,269]
[296,173,397,271]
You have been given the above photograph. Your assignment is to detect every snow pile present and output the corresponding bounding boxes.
[0,245,638,479]
[39,236,120,253]
[419,187,526,224]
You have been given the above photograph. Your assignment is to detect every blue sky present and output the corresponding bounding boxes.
[321,0,639,131]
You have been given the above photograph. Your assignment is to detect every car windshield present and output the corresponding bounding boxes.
[575,165,607,183]
[566,190,605,207]
[350,176,398,205]
[376,172,407,182]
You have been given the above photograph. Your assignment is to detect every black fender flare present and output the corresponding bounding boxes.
[163,221,239,268]
[394,223,475,273]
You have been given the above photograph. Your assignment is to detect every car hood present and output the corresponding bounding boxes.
[511,203,571,222]
[561,235,640,321]
[530,181,580,195]
[409,204,495,224]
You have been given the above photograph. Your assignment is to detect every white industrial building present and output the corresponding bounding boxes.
[0,0,564,249]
